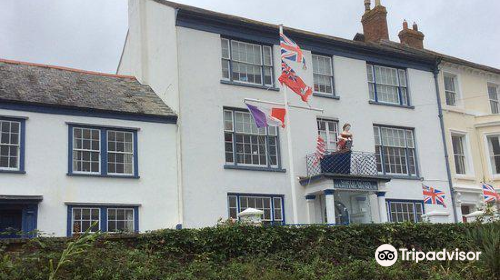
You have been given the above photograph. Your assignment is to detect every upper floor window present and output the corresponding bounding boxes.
[312,54,334,95]
[221,38,273,87]
[488,83,499,114]
[367,64,409,106]
[444,73,459,106]
[386,200,423,223]
[486,135,500,175]
[451,134,468,175]
[317,118,338,151]
[0,118,24,172]
[228,194,284,225]
[224,109,279,169]
[374,125,417,177]
[69,125,138,177]
[69,205,137,235]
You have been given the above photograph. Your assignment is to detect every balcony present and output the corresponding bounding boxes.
[305,150,379,177]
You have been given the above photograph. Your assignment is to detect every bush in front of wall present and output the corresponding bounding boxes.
[0,222,497,280]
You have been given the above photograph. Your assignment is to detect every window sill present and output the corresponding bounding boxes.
[454,174,476,181]
[313,93,340,100]
[220,80,280,91]
[382,174,422,180]
[0,169,26,174]
[224,165,286,173]
[368,101,415,109]
[67,173,140,179]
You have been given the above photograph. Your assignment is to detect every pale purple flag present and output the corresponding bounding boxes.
[246,104,268,128]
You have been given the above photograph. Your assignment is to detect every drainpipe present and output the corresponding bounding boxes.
[433,58,458,223]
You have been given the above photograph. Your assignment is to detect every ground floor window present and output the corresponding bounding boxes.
[386,200,423,223]
[68,205,138,235]
[227,194,284,225]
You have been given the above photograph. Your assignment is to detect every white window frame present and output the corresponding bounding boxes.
[0,120,21,171]
[374,126,418,177]
[450,130,474,177]
[72,127,101,175]
[106,130,135,176]
[316,118,339,151]
[312,54,335,95]
[227,194,284,224]
[386,200,423,223]
[443,72,462,107]
[484,133,500,178]
[71,207,101,234]
[488,83,500,114]
[223,109,280,168]
[367,64,409,106]
[221,38,274,87]
[106,208,135,233]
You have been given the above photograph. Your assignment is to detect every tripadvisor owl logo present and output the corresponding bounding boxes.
[375,244,398,267]
[375,244,482,266]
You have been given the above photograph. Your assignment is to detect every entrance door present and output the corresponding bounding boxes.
[0,209,23,238]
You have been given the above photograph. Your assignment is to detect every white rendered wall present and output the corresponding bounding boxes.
[0,109,179,236]
[118,0,455,226]
[174,27,454,225]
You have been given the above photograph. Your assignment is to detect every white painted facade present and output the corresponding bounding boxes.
[0,109,179,236]
[118,0,456,227]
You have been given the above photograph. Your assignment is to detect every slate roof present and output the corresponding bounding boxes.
[156,0,500,75]
[0,59,177,120]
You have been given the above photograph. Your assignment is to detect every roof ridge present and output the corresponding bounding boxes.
[0,58,136,80]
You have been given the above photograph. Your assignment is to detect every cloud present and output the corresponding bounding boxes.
[0,0,498,73]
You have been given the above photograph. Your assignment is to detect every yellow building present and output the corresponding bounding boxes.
[438,58,500,222]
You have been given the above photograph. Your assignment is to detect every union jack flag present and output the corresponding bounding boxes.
[278,61,312,102]
[280,31,306,69]
[313,135,327,166]
[482,184,500,203]
[422,185,446,208]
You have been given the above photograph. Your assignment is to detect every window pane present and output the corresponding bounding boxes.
[0,120,21,170]
[107,208,134,233]
[230,195,283,223]
[263,46,272,66]
[107,131,134,175]
[73,128,100,173]
[488,136,500,174]
[375,126,416,176]
[221,38,230,59]
[72,208,100,233]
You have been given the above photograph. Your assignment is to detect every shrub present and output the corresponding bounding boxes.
[0,222,497,280]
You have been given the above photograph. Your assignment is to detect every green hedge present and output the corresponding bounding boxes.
[0,222,498,280]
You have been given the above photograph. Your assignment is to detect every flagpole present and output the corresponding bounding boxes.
[280,24,299,225]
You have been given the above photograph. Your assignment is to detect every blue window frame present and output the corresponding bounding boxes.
[221,37,274,87]
[374,125,419,178]
[227,193,285,225]
[386,199,424,223]
[223,108,283,171]
[66,205,139,236]
[0,117,26,173]
[67,124,139,178]
[367,64,410,106]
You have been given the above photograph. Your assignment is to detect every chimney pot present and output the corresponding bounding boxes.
[398,21,425,49]
[364,0,371,11]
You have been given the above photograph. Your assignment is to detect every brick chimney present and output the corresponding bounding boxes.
[361,0,389,42]
[398,21,425,49]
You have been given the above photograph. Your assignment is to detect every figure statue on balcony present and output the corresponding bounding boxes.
[337,123,353,152]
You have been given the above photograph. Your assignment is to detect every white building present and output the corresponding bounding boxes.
[0,59,180,237]
[117,0,456,227]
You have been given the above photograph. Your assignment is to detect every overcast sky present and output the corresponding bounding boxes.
[1,0,499,74]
